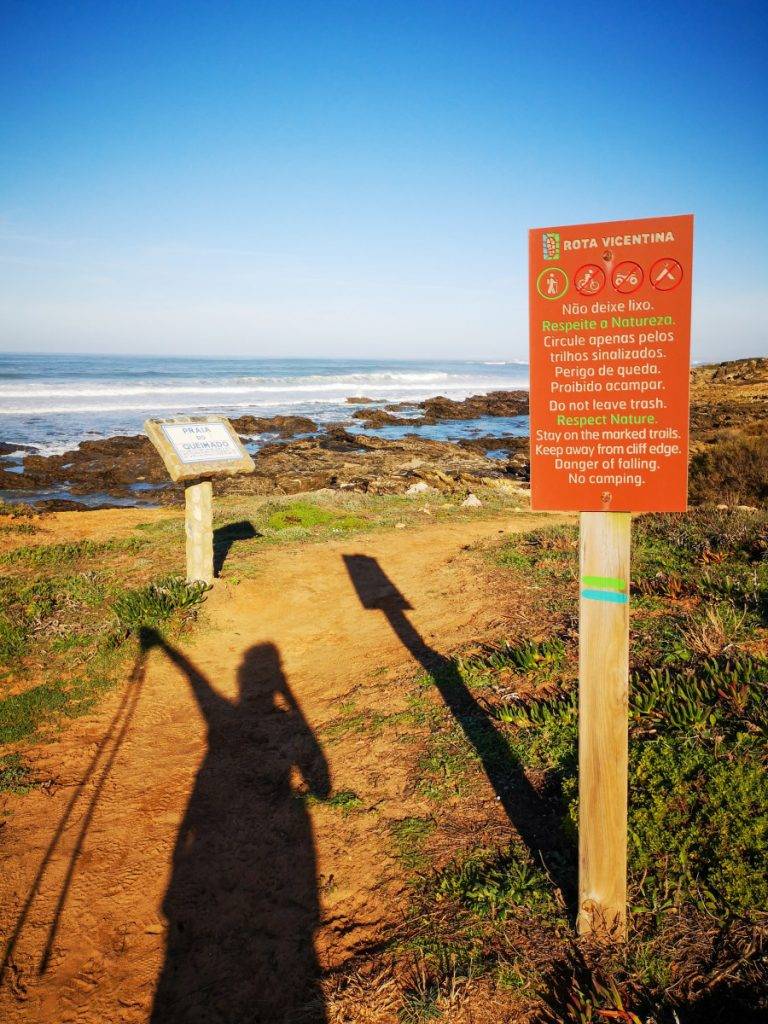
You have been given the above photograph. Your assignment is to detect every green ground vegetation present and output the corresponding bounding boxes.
[4,491,765,1020]
[359,507,767,1023]
[0,527,208,792]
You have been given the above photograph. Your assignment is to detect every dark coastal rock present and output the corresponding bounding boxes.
[457,435,530,480]
[0,427,525,505]
[0,435,169,498]
[213,430,523,498]
[383,402,417,412]
[33,498,93,512]
[317,426,364,452]
[345,396,377,404]
[0,389,535,507]
[379,391,529,423]
[0,441,38,456]
[418,390,529,422]
[350,408,413,428]
[230,414,317,437]
[0,467,38,490]
[29,435,167,485]
[349,391,530,429]
[356,391,532,423]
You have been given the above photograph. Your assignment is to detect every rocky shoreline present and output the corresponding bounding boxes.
[2,360,766,511]
[0,391,532,510]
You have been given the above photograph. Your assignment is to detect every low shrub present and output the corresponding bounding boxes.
[633,507,768,564]
[629,733,768,919]
[428,844,559,921]
[689,435,768,507]
[111,576,208,636]
[0,752,35,793]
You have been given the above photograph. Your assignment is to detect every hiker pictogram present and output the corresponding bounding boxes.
[611,261,643,294]
[650,257,683,291]
[574,264,606,296]
[536,266,568,300]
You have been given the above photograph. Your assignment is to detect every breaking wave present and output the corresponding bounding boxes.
[0,354,530,451]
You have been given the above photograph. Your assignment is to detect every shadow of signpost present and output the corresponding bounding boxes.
[342,553,575,910]
[212,520,260,576]
[142,629,329,1024]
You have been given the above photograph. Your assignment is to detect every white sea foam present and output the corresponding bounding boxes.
[0,355,530,454]
[0,381,478,400]
[0,370,460,398]
[0,377,528,414]
[0,398,342,415]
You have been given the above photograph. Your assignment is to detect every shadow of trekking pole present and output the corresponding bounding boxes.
[1,635,150,983]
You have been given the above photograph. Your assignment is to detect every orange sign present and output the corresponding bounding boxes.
[528,214,694,512]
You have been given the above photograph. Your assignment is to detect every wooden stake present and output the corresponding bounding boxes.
[185,479,213,585]
[577,511,631,938]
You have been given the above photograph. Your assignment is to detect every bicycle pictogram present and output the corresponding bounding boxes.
[574,264,606,296]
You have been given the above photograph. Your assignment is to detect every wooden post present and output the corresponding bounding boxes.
[185,479,213,585]
[577,511,631,938]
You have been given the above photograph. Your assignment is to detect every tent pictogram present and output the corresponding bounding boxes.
[650,257,683,291]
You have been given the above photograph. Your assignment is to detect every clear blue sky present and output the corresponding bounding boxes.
[1,0,766,361]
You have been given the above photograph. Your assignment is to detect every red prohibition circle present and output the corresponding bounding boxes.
[649,257,683,291]
[612,260,643,294]
[574,264,606,296]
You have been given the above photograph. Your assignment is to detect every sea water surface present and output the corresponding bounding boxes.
[0,353,530,455]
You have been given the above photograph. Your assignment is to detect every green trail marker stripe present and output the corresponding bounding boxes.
[581,575,626,592]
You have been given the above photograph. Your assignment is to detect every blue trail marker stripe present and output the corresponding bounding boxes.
[581,588,629,605]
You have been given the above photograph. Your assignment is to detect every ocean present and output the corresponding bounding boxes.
[0,353,530,455]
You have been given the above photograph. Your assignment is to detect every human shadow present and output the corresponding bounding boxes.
[213,520,261,576]
[342,554,576,911]
[1,635,149,984]
[142,629,330,1024]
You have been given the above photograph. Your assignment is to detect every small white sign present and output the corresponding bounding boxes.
[161,422,242,464]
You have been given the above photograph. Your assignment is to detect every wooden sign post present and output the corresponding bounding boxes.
[528,215,694,937]
[185,479,214,585]
[578,510,630,936]
[145,416,255,584]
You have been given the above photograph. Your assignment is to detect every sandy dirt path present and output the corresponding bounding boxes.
[0,511,556,1024]
[0,507,172,555]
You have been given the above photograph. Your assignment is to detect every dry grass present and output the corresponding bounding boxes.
[680,603,750,657]
[689,434,768,507]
